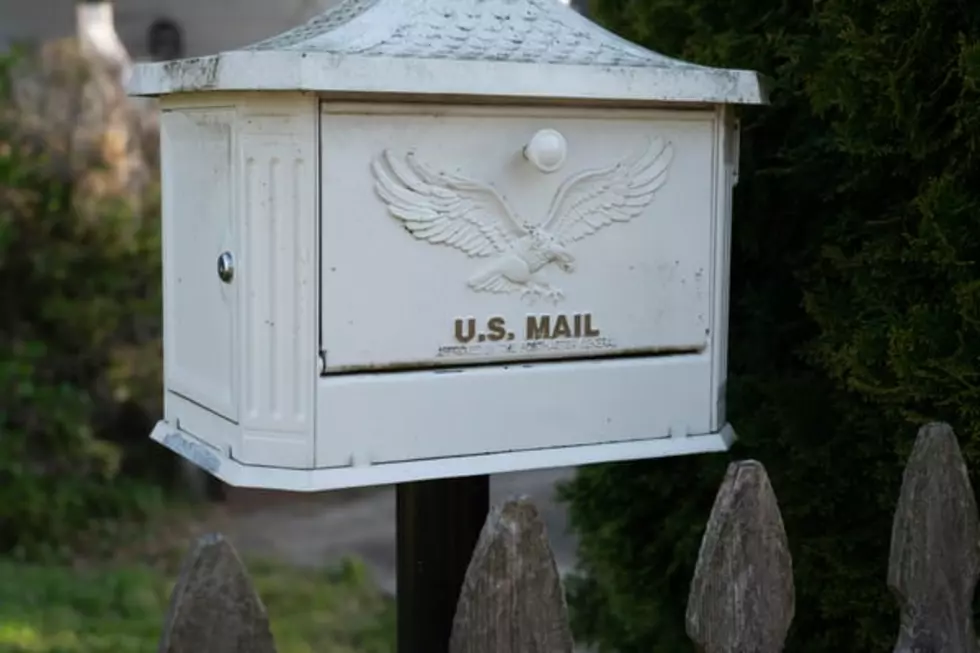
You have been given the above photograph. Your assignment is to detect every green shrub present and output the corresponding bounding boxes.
[560,0,980,651]
[0,45,168,557]
[0,556,395,653]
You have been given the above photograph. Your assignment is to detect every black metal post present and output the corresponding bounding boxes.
[396,475,490,653]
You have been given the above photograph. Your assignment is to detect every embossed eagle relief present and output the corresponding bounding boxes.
[370,136,674,304]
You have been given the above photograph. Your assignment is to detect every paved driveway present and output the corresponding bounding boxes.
[215,467,581,595]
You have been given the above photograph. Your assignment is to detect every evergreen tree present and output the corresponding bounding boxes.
[560,0,980,650]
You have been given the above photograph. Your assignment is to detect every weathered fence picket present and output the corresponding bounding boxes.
[157,533,276,653]
[155,421,979,652]
[888,423,980,653]
[449,499,574,653]
[686,460,795,653]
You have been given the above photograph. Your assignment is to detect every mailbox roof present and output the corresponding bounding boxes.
[128,0,769,105]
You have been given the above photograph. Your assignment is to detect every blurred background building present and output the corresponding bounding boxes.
[0,0,342,60]
[0,0,589,61]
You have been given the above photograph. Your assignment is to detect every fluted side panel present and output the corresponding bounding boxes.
[239,130,315,436]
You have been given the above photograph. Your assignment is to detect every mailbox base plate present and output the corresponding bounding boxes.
[150,419,736,492]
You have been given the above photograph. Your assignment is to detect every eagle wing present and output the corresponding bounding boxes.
[372,150,527,258]
[542,137,673,244]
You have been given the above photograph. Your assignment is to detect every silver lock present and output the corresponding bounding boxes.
[217,251,235,283]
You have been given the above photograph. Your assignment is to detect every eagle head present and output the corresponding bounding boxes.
[527,226,575,272]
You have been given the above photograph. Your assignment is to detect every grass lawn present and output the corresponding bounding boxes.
[0,512,395,653]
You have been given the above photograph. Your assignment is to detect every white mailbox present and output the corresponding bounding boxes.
[129,0,768,491]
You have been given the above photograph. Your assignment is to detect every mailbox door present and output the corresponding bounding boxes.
[320,103,716,373]
[161,107,239,423]
[316,101,726,467]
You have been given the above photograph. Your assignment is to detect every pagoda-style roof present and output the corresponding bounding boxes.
[127,0,768,105]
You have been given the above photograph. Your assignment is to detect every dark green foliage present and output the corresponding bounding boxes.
[560,0,980,651]
[0,49,167,557]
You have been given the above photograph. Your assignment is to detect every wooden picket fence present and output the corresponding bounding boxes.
[156,422,979,653]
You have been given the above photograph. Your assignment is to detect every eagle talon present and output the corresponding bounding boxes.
[519,283,565,305]
[520,287,541,305]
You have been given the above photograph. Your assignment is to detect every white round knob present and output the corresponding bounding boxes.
[523,129,567,173]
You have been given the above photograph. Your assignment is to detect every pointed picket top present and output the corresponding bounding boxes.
[158,533,277,653]
[128,0,768,105]
[687,460,794,653]
[450,497,574,653]
[888,423,980,653]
